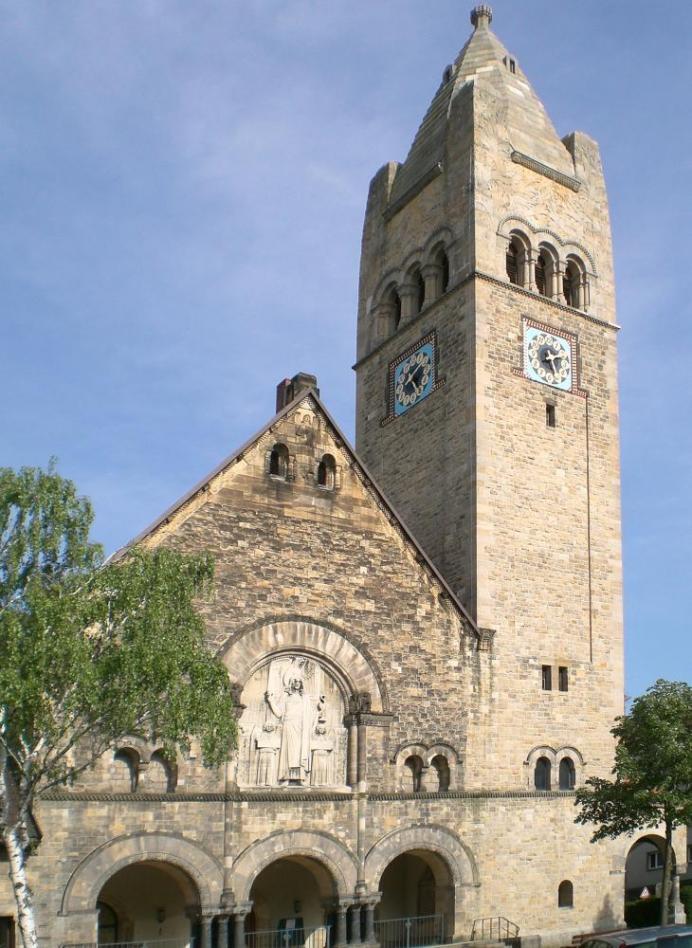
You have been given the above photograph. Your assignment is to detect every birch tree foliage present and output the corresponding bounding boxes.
[575,679,692,925]
[0,463,236,946]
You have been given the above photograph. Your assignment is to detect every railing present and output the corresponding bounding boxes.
[246,926,332,948]
[63,940,191,948]
[374,914,444,948]
[471,917,520,944]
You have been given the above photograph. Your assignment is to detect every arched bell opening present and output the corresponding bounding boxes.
[96,859,200,945]
[246,855,338,948]
[376,850,454,946]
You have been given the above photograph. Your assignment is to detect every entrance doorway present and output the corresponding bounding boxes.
[247,856,336,948]
[377,851,453,946]
[96,860,200,945]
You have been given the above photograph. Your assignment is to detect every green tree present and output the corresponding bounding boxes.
[0,464,237,948]
[575,679,692,926]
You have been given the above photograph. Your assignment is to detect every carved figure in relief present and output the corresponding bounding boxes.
[254,723,280,786]
[310,724,334,786]
[239,654,345,788]
[264,659,325,784]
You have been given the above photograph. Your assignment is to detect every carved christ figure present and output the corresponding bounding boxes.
[265,664,315,783]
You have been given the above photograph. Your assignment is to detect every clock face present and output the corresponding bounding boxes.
[524,326,572,391]
[394,342,434,415]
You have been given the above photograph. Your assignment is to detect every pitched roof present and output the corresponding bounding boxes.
[109,388,481,639]
[389,7,575,208]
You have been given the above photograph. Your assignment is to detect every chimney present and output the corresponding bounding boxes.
[275,372,319,412]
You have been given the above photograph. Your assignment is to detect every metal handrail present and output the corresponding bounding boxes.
[246,925,332,948]
[471,916,520,943]
[374,914,444,948]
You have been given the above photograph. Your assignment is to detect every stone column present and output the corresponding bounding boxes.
[347,719,358,788]
[335,901,350,948]
[349,904,362,945]
[525,249,536,291]
[233,907,249,948]
[398,284,419,322]
[356,721,367,788]
[218,914,230,948]
[200,914,214,948]
[672,871,687,924]
[363,897,380,945]
[421,263,441,304]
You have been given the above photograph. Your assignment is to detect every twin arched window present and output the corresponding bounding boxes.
[402,752,451,792]
[533,754,577,790]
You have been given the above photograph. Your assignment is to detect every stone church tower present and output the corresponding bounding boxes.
[6,8,676,948]
[355,4,624,788]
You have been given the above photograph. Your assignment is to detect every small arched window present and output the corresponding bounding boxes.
[534,756,551,791]
[391,288,402,331]
[437,250,450,294]
[431,754,450,792]
[506,240,519,285]
[317,454,336,490]
[403,755,423,792]
[269,443,290,479]
[559,757,576,790]
[416,269,426,312]
[148,750,176,793]
[535,253,547,296]
[558,880,574,908]
[113,748,138,792]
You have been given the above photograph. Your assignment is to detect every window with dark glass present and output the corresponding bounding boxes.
[558,666,569,691]
[317,454,336,490]
[558,880,574,908]
[542,665,552,691]
[559,758,576,790]
[534,756,551,790]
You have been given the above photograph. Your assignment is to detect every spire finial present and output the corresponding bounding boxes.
[470,5,493,30]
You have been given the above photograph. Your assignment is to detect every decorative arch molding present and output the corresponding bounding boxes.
[232,829,359,902]
[497,215,597,275]
[364,824,480,890]
[219,618,387,712]
[391,740,460,767]
[61,831,223,915]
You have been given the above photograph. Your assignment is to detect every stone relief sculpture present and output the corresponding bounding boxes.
[238,655,345,788]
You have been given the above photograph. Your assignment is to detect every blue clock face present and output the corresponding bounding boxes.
[524,327,572,391]
[394,343,434,415]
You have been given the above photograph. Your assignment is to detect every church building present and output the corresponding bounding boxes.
[3,6,685,948]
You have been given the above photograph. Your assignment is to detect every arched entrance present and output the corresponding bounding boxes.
[624,834,688,927]
[96,860,200,945]
[376,851,454,947]
[246,857,336,948]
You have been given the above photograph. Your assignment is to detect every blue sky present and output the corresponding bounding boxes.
[1,1,690,699]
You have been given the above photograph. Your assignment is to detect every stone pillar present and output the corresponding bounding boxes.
[347,719,358,787]
[421,263,441,304]
[233,908,249,948]
[398,284,419,322]
[335,901,350,948]
[200,914,214,948]
[356,721,367,787]
[218,914,230,948]
[526,249,536,291]
[672,871,687,924]
[349,904,362,945]
[364,897,380,945]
